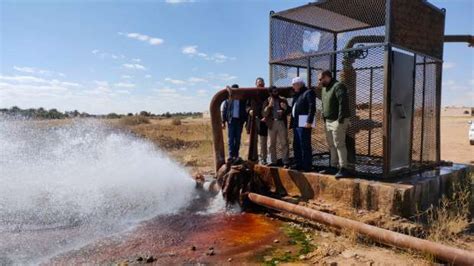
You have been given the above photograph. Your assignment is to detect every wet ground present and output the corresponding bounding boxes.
[49,212,283,264]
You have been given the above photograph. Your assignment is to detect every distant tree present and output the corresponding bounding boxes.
[139,111,151,117]
[106,113,121,119]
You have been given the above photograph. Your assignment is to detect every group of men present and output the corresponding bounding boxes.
[221,70,352,178]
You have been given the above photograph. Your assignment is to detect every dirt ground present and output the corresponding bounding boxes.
[440,116,474,164]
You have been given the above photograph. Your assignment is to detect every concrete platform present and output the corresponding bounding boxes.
[254,164,472,218]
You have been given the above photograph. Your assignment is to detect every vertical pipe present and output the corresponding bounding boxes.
[436,9,447,163]
[210,89,230,172]
[382,0,393,178]
[307,57,312,87]
[248,99,259,162]
[368,68,373,156]
[382,45,392,177]
[332,33,338,77]
[408,54,417,169]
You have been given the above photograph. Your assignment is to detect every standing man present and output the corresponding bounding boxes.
[262,86,290,167]
[290,77,315,172]
[318,70,353,178]
[247,77,268,164]
[222,84,247,161]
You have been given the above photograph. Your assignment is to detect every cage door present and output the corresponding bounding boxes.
[389,50,414,171]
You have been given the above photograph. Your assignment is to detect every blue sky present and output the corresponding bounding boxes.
[0,0,472,114]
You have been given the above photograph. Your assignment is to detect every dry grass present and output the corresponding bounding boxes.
[118,115,150,126]
[171,118,182,126]
[426,175,472,244]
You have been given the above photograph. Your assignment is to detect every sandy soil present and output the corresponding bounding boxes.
[441,116,474,164]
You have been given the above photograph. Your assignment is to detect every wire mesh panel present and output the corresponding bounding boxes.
[422,59,439,163]
[411,55,425,164]
[270,17,334,63]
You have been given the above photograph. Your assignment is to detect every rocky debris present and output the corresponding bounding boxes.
[132,255,155,264]
[145,255,155,263]
[273,239,280,243]
[190,245,197,251]
[206,247,215,256]
[227,258,233,262]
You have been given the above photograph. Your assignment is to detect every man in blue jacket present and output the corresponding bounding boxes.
[290,77,316,171]
[222,84,248,160]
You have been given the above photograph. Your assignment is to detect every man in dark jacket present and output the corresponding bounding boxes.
[222,84,248,160]
[318,70,352,178]
[262,86,290,167]
[290,77,316,172]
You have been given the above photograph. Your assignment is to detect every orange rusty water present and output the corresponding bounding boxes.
[49,212,282,264]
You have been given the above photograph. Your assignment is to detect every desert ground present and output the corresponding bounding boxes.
[100,114,473,265]
[440,116,474,164]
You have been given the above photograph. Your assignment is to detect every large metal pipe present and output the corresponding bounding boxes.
[248,193,474,265]
[444,35,474,47]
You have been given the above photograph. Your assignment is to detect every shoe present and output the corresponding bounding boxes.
[335,168,353,179]
[267,162,278,167]
[283,164,290,169]
[319,167,338,175]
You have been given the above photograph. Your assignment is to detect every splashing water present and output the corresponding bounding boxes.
[0,118,198,264]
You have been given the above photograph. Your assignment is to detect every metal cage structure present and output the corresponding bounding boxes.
[210,0,451,179]
[268,0,445,178]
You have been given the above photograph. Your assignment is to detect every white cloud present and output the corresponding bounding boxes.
[114,82,136,88]
[155,88,176,94]
[182,45,198,55]
[443,62,455,70]
[145,74,152,79]
[181,45,235,63]
[91,49,125,60]
[215,73,237,81]
[188,77,208,83]
[0,75,80,87]
[119,32,164,46]
[131,58,141,63]
[197,89,207,95]
[165,77,186,85]
[121,75,133,79]
[116,90,131,94]
[122,63,147,71]
[13,66,65,77]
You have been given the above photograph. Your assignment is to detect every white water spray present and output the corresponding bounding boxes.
[0,118,196,264]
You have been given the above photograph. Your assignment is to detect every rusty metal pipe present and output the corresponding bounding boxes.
[248,193,474,265]
[444,35,474,47]
[209,89,229,173]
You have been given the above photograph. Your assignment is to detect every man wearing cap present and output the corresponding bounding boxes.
[262,86,290,167]
[221,84,248,160]
[247,77,269,164]
[317,70,352,178]
[290,77,316,172]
